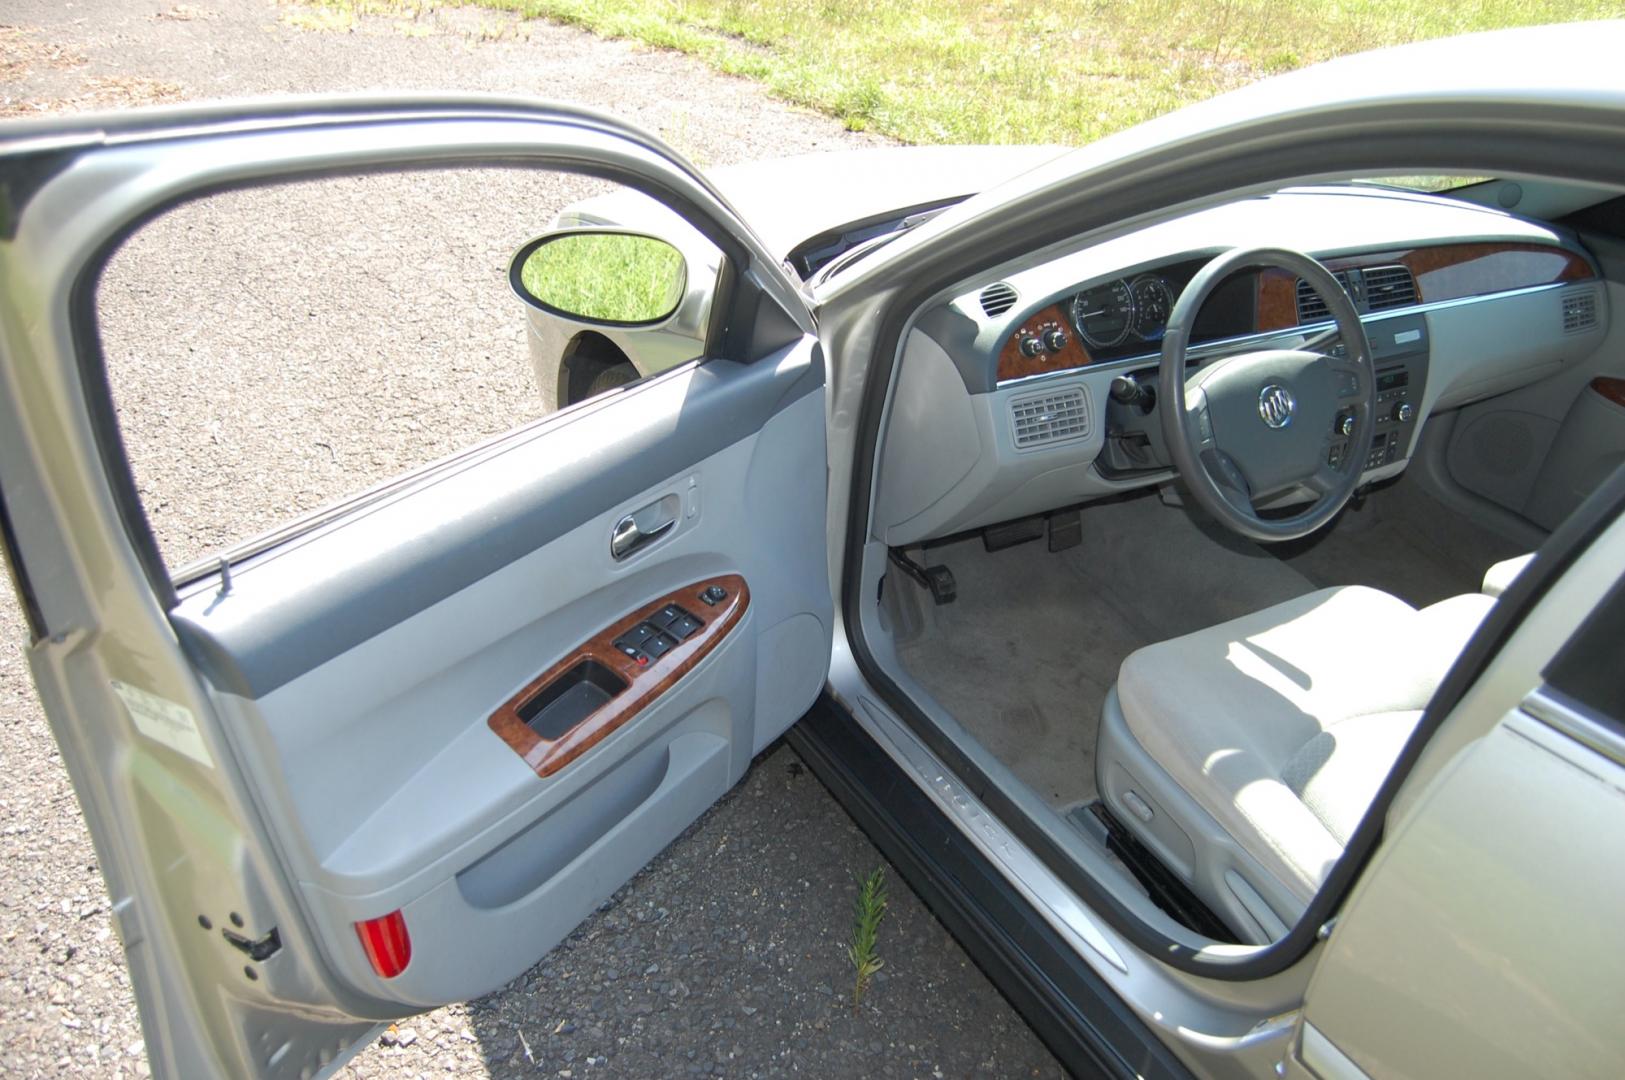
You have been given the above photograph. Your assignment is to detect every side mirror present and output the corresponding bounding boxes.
[509,230,687,326]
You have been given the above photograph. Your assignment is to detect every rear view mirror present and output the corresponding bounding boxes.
[510,230,687,326]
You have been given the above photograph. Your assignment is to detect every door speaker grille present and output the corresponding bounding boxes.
[1011,387,1090,447]
[1563,288,1599,334]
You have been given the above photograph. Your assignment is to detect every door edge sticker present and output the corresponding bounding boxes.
[111,680,214,769]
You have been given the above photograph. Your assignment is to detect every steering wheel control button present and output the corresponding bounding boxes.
[701,585,728,606]
[1258,384,1295,429]
[1335,370,1359,397]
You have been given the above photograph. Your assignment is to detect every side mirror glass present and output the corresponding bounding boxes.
[510,231,687,326]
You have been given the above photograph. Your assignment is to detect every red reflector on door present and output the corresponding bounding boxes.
[355,911,411,979]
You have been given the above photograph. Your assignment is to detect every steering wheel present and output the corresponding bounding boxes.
[1158,247,1375,543]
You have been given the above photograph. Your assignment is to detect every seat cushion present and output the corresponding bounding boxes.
[1116,585,1493,899]
[1282,709,1424,845]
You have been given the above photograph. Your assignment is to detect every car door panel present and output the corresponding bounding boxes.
[0,101,830,1078]
[171,357,830,1007]
[1524,375,1625,527]
[170,349,822,698]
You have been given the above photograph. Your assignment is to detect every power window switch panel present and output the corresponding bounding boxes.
[617,623,657,649]
[652,604,689,630]
[614,643,649,666]
[641,632,678,660]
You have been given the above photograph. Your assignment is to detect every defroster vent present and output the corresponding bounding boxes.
[1011,387,1090,448]
[979,282,1019,318]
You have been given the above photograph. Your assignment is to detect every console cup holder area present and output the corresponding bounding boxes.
[517,659,628,741]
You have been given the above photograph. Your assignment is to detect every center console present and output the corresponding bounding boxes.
[1327,312,1430,472]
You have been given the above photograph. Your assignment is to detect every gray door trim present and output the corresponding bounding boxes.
[173,343,821,698]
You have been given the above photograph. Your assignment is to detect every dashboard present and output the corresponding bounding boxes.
[874,187,1610,547]
[994,241,1594,384]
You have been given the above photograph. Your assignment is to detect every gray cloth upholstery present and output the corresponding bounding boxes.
[1481,552,1534,597]
[1115,585,1494,905]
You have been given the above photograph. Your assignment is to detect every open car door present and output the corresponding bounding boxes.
[0,100,833,1078]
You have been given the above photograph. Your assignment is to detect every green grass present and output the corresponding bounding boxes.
[518,232,686,321]
[393,0,1624,147]
[846,867,888,1012]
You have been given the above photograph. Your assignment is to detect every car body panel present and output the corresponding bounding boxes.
[523,144,1065,408]
[6,21,1625,1080]
[0,98,830,1078]
[1289,499,1625,1078]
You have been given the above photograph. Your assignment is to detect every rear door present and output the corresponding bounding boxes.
[0,100,833,1078]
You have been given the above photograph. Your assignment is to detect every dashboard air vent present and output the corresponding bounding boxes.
[1295,271,1354,322]
[979,282,1019,318]
[1563,288,1599,334]
[1011,387,1090,448]
[1362,265,1418,311]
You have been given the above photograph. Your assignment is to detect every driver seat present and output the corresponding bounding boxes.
[1094,563,1525,943]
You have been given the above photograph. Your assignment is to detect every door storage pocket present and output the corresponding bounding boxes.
[455,729,723,911]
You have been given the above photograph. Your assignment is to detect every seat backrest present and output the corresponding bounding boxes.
[1281,709,1424,845]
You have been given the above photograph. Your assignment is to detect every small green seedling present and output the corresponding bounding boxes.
[847,867,889,1012]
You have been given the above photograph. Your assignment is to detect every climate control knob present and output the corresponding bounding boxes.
[1042,328,1068,353]
[1336,411,1356,437]
[1018,334,1045,358]
[1394,401,1415,423]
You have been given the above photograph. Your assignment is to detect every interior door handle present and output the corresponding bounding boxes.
[611,511,675,560]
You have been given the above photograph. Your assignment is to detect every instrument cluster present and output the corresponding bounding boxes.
[1069,274,1176,349]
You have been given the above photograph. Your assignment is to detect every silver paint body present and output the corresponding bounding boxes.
[2,20,1625,1080]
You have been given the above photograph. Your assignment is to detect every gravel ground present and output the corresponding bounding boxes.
[0,3,1066,1078]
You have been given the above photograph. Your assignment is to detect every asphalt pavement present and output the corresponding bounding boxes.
[0,3,1065,1077]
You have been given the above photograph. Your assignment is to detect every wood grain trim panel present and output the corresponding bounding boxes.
[996,303,1094,382]
[1384,242,1593,303]
[1255,242,1594,331]
[1255,269,1299,332]
[1592,377,1625,409]
[488,575,748,778]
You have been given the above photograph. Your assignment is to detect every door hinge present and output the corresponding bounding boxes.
[222,925,282,962]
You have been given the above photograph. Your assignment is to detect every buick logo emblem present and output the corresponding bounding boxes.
[1258,384,1295,429]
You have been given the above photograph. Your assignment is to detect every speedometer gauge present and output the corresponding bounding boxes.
[1071,280,1135,349]
[1130,275,1174,342]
